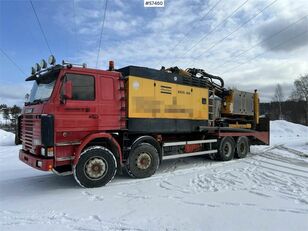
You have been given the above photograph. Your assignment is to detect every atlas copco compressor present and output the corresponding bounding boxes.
[17,56,269,188]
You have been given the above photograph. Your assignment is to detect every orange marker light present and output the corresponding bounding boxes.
[109,60,114,71]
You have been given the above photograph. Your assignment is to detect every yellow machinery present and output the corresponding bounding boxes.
[119,66,259,133]
[127,76,209,120]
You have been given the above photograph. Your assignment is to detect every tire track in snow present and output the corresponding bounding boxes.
[0,210,143,231]
[155,151,308,207]
[82,191,104,201]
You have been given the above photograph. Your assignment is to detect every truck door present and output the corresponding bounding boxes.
[56,73,98,136]
[98,75,120,130]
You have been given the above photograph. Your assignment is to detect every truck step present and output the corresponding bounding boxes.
[162,150,217,160]
[163,139,217,147]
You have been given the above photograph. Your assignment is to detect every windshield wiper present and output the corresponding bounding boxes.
[31,99,45,105]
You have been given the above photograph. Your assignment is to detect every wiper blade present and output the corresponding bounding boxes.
[32,99,44,104]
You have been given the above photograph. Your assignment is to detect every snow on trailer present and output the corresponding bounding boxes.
[16,57,270,188]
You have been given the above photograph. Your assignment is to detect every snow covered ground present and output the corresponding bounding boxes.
[0,120,307,231]
[0,129,15,146]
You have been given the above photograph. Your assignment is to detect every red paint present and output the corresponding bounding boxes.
[19,149,53,171]
[74,132,122,165]
[216,131,269,145]
[184,144,202,153]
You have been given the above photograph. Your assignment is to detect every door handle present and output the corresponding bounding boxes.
[89,114,99,119]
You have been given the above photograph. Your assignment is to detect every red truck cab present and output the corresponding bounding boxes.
[19,62,125,185]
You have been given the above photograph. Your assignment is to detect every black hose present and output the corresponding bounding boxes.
[185,68,224,89]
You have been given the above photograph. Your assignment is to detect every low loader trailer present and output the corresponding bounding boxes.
[17,56,269,187]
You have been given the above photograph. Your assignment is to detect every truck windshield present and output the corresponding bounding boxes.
[28,72,58,103]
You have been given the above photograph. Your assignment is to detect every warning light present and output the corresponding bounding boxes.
[109,60,114,71]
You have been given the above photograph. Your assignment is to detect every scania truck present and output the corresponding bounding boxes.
[18,56,269,188]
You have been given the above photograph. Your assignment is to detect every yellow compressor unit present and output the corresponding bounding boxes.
[119,66,210,133]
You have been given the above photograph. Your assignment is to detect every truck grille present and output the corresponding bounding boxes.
[21,115,40,152]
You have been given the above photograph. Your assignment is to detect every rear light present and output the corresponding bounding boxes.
[47,147,54,157]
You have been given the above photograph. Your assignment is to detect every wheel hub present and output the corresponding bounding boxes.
[136,153,151,170]
[240,143,245,152]
[85,158,107,179]
[223,143,232,156]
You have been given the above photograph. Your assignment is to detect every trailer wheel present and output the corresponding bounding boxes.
[126,143,159,178]
[235,136,249,158]
[74,146,117,188]
[217,137,235,161]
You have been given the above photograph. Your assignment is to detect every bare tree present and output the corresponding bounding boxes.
[291,74,308,125]
[272,84,284,119]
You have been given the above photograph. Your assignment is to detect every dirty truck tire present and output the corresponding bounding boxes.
[126,143,159,178]
[216,137,235,161]
[235,136,249,158]
[74,146,117,188]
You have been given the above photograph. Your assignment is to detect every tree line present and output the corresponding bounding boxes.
[260,74,308,125]
[0,104,22,132]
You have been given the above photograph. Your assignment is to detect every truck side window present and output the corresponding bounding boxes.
[64,74,95,100]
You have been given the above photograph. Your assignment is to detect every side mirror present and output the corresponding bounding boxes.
[63,80,72,99]
[25,93,30,102]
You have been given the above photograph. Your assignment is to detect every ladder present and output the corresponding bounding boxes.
[208,88,215,127]
[118,78,126,129]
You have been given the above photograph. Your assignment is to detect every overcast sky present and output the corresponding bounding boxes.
[0,0,308,106]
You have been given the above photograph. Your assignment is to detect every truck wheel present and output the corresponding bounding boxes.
[235,136,249,158]
[74,146,117,188]
[126,143,159,178]
[216,137,235,161]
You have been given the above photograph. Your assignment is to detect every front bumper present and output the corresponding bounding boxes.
[19,149,54,171]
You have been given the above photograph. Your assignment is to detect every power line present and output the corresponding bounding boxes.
[72,0,79,55]
[72,0,77,34]
[29,0,53,55]
[170,0,223,52]
[96,0,109,68]
[171,0,250,66]
[220,30,308,75]
[187,0,278,66]
[72,0,77,39]
[0,48,26,75]
[213,15,308,71]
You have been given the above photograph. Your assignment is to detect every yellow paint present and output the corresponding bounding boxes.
[229,123,252,129]
[254,90,260,124]
[222,93,234,114]
[127,76,208,120]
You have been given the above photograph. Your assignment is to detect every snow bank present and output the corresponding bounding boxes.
[271,120,308,138]
[270,120,308,148]
[0,129,15,146]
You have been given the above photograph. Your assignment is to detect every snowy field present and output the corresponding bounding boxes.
[0,120,307,231]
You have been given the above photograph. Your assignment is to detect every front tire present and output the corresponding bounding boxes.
[126,143,159,178]
[216,137,235,161]
[74,146,117,188]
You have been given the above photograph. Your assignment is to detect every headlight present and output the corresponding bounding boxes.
[41,147,46,156]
